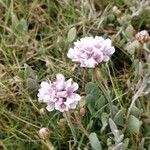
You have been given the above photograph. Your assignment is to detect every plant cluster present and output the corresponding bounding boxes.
[0,0,150,149]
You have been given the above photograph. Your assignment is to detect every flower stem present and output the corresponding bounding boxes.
[64,111,77,144]
[93,67,113,118]
[43,140,54,150]
[74,115,89,137]
[82,68,88,89]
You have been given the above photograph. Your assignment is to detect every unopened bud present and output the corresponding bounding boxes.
[112,6,121,17]
[107,138,112,146]
[135,30,149,44]
[38,127,50,140]
[57,118,67,127]
[74,110,79,116]
[38,108,47,115]
[79,108,86,117]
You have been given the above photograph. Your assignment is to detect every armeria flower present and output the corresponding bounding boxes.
[67,36,115,68]
[37,74,81,112]
[135,30,149,44]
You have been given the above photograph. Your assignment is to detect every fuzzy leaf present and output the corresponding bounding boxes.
[109,118,120,142]
[78,96,86,107]
[17,18,28,35]
[113,143,123,150]
[85,82,98,94]
[26,78,38,90]
[125,40,140,55]
[67,27,76,42]
[85,82,100,99]
[87,94,95,114]
[101,112,109,133]
[114,108,125,126]
[116,134,124,143]
[125,24,135,39]
[145,124,150,136]
[130,106,141,118]
[89,132,102,150]
[24,64,37,79]
[128,115,141,134]
[96,95,106,111]
[123,138,129,149]
[112,105,119,116]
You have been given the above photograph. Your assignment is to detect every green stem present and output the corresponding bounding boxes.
[106,63,122,107]
[82,68,88,89]
[64,111,77,144]
[43,140,54,150]
[93,67,113,118]
[74,114,89,138]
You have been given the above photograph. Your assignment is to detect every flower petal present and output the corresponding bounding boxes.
[56,74,65,82]
[46,102,55,111]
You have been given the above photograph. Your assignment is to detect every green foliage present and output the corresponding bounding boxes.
[0,0,150,149]
[114,108,125,126]
[67,27,77,42]
[127,115,141,134]
[85,82,106,114]
[89,132,102,150]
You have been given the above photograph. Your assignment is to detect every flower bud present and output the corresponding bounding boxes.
[38,127,50,140]
[74,110,79,116]
[135,30,149,44]
[112,6,121,17]
[57,118,67,127]
[79,108,86,117]
[107,138,112,147]
[38,108,47,115]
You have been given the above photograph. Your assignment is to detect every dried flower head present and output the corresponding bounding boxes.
[38,127,50,140]
[135,30,149,44]
[38,74,81,112]
[67,36,115,68]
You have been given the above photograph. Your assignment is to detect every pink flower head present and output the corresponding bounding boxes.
[38,74,81,112]
[67,36,115,68]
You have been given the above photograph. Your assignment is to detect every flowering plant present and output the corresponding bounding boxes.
[67,36,115,68]
[38,74,81,112]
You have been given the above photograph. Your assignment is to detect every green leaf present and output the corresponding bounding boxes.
[86,94,95,104]
[85,82,95,94]
[96,95,106,110]
[109,118,120,140]
[130,106,141,118]
[16,18,28,35]
[112,105,119,116]
[127,115,141,134]
[123,138,129,149]
[114,108,125,126]
[26,78,38,90]
[113,143,123,150]
[85,82,100,96]
[11,13,19,27]
[78,96,86,107]
[87,94,95,114]
[125,24,135,39]
[89,132,102,150]
[125,40,140,55]
[85,82,102,114]
[67,27,76,42]
[101,112,109,133]
[24,64,36,79]
[145,124,150,136]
